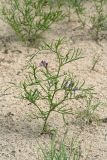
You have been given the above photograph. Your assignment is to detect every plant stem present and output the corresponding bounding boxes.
[68,4,71,22]
[42,110,51,133]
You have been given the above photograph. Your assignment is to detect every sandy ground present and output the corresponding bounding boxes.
[0,1,107,160]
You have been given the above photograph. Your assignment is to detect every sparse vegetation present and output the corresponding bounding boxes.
[91,54,100,71]
[0,0,106,159]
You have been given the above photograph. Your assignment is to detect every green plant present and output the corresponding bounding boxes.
[2,0,64,44]
[38,134,81,160]
[90,0,107,41]
[67,0,85,26]
[20,38,93,134]
[91,54,100,71]
[77,95,100,125]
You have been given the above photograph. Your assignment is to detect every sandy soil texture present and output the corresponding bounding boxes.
[0,1,107,160]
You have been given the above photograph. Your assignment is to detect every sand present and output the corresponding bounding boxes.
[0,1,107,160]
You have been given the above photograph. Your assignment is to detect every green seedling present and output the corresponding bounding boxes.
[38,132,81,160]
[67,0,85,26]
[77,95,101,125]
[91,54,100,71]
[90,0,107,41]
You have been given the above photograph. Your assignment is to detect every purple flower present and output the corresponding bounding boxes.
[64,81,73,89]
[64,81,78,94]
[73,87,78,94]
[40,60,48,68]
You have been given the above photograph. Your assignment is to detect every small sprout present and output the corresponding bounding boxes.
[38,134,82,160]
[91,54,100,71]
[90,0,107,41]
[76,95,101,125]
